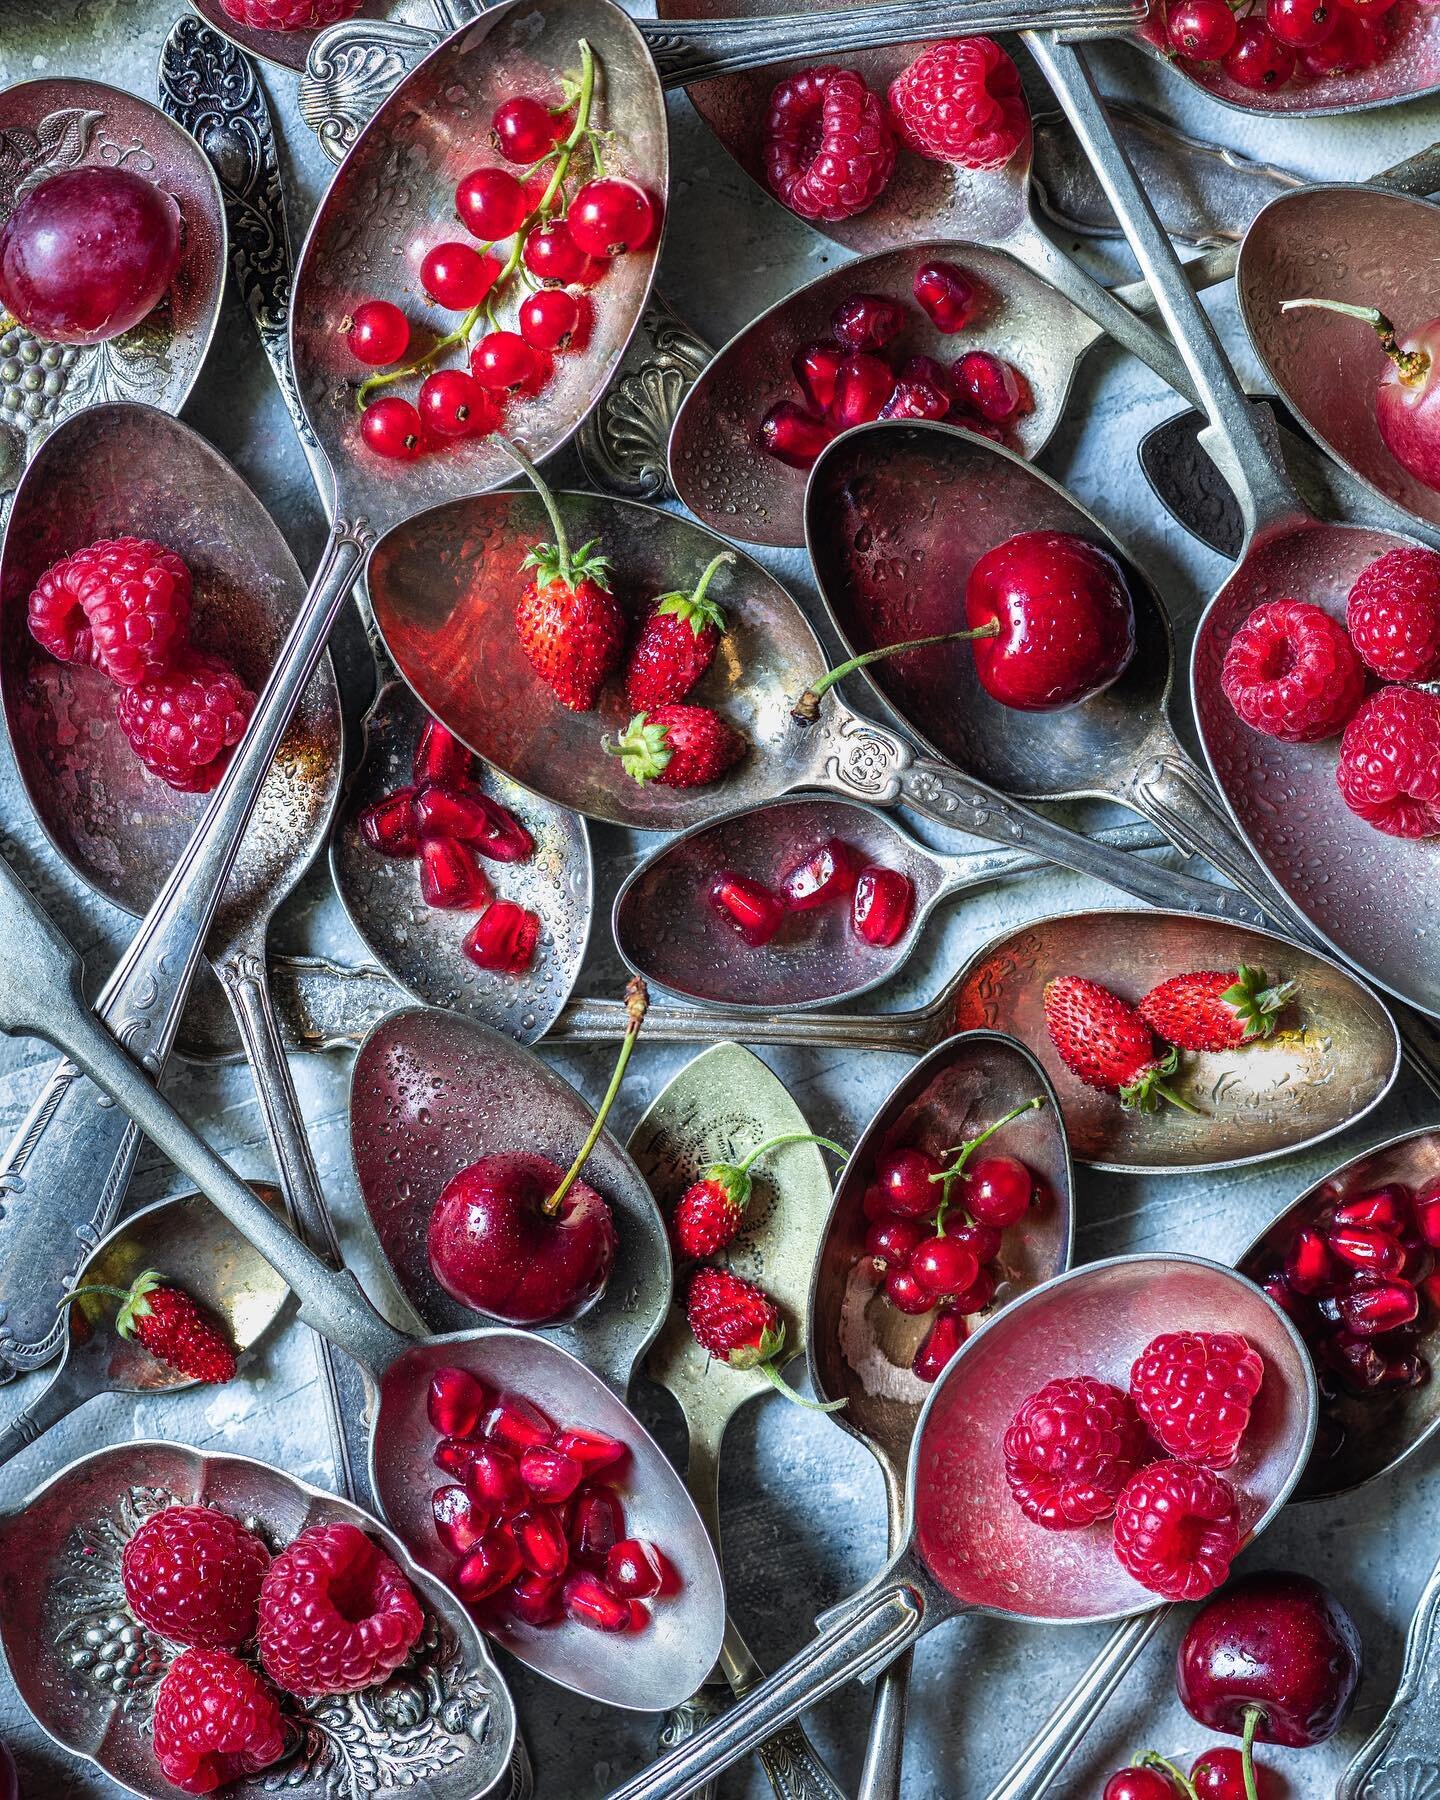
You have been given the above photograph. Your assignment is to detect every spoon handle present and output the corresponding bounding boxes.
[552,994,947,1052]
[0,1364,80,1473]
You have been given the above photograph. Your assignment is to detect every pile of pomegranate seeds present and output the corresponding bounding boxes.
[358,719,542,974]
[1003,1330,1266,1600]
[1162,0,1399,90]
[346,42,659,460]
[707,837,915,950]
[759,274,1032,471]
[426,1368,676,1635]
[861,1098,1048,1383]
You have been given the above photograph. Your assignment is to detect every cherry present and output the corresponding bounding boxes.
[492,95,567,163]
[508,1570,564,1626]
[471,330,541,393]
[912,1309,966,1383]
[852,865,914,947]
[427,1365,489,1437]
[360,396,425,461]
[793,340,846,413]
[831,293,905,353]
[456,167,529,241]
[1339,1276,1418,1335]
[419,837,492,910]
[884,1265,936,1315]
[421,242,499,310]
[914,259,979,333]
[965,1155,1035,1227]
[1103,1769,1182,1800]
[829,353,897,429]
[419,369,491,440]
[432,1484,491,1556]
[346,299,410,366]
[710,871,786,946]
[1267,0,1337,46]
[864,1217,928,1267]
[1333,1183,1410,1232]
[456,1529,522,1601]
[519,288,586,352]
[359,787,420,856]
[1168,0,1239,57]
[965,529,1137,711]
[414,718,472,786]
[873,1147,943,1216]
[1190,1748,1283,1800]
[1328,1223,1406,1275]
[910,1235,980,1299]
[606,1539,666,1599]
[0,166,181,344]
[1284,1225,1334,1294]
[759,401,833,469]
[954,350,1026,424]
[779,837,861,910]
[523,220,606,287]
[464,901,541,975]
[1178,1570,1362,1749]
[567,178,657,257]
[1221,19,1296,87]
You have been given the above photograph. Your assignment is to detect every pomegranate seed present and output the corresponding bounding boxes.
[779,840,862,911]
[829,353,896,429]
[709,871,785,946]
[471,330,541,392]
[881,377,952,421]
[1325,1331,1387,1392]
[433,1436,485,1482]
[1328,1224,1407,1277]
[910,1236,980,1299]
[949,1263,996,1313]
[419,369,489,440]
[954,350,1024,424]
[852,865,914,947]
[563,1570,632,1632]
[864,1217,927,1267]
[346,299,409,366]
[508,1570,564,1626]
[1377,1349,1429,1389]
[1262,1268,1311,1328]
[947,1219,1003,1265]
[914,260,978,332]
[360,396,424,461]
[482,1396,554,1452]
[414,782,535,860]
[605,1539,666,1599]
[464,901,540,975]
[519,1445,584,1504]
[414,718,472,786]
[570,1486,624,1562]
[1339,1277,1419,1337]
[522,220,605,287]
[455,1528,522,1601]
[421,242,500,310]
[1402,1236,1435,1284]
[513,1507,570,1579]
[428,1366,489,1438]
[874,1147,943,1216]
[359,787,420,857]
[1415,1179,1440,1248]
[519,288,586,352]
[966,1156,1034,1228]
[1284,1225,1334,1294]
[432,1484,491,1556]
[1168,0,1240,55]
[758,401,833,469]
[463,1445,525,1512]
[884,1265,936,1315]
[554,1428,628,1473]
[492,95,567,163]
[419,838,492,911]
[912,1309,967,1383]
[831,293,905,352]
[567,177,657,257]
[793,340,846,413]
[1221,18,1297,87]
[456,166,529,240]
[1333,1184,1411,1231]
[624,1600,651,1632]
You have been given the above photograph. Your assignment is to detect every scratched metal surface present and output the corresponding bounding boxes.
[0,3,1437,1795]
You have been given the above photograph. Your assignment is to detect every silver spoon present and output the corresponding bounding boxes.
[807,1029,1073,1800]
[188,0,464,75]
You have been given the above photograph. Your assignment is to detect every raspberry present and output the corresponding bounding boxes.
[218,0,364,27]
[1336,685,1440,838]
[65,536,191,686]
[1112,1460,1240,1601]
[763,68,896,224]
[257,1522,424,1696]
[116,650,256,792]
[27,560,92,667]
[122,1505,270,1648]
[1220,599,1366,743]
[1129,1332,1264,1469]
[1347,547,1440,682]
[887,38,1029,170]
[1003,1376,1149,1529]
[151,1648,287,1794]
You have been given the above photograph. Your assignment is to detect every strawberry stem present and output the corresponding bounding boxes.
[1280,297,1430,386]
[503,436,573,583]
[58,1283,131,1308]
[543,977,648,1217]
[753,1356,848,1412]
[931,1097,1045,1208]
[687,551,735,615]
[792,625,1001,723]
[733,1131,850,1177]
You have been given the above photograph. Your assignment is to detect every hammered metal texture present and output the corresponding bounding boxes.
[951,909,1400,1172]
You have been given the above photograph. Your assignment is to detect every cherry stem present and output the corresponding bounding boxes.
[732,1132,850,1177]
[930,1096,1045,1207]
[792,624,1001,723]
[1138,1753,1197,1800]
[1280,297,1431,386]
[686,551,736,612]
[543,977,648,1217]
[502,436,573,582]
[1241,1705,1262,1800]
[753,1356,847,1412]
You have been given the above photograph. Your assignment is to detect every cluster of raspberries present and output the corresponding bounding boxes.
[27,535,255,792]
[120,1504,424,1793]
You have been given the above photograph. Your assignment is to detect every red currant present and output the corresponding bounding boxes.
[1221,18,1296,86]
[1103,1768,1181,1800]
[910,1236,980,1299]
[1266,0,1336,45]
[421,242,500,309]
[345,299,409,366]
[567,178,657,257]
[1167,0,1239,56]
[519,288,587,352]
[1300,7,1386,67]
[874,1147,944,1217]
[456,167,529,241]
[884,1265,936,1316]
[418,369,491,440]
[948,1263,996,1314]
[471,330,540,392]
[965,1155,1034,1227]
[946,1219,1003,1264]
[522,220,606,287]
[360,396,424,461]
[1335,0,1398,13]
[864,1217,928,1267]
[491,95,567,163]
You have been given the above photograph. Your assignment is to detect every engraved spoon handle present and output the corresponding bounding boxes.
[0,1362,83,1472]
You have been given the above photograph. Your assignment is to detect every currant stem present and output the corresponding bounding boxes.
[503,436,573,581]
[1241,1705,1262,1800]
[792,624,1001,722]
[543,977,648,1217]
[733,1131,850,1177]
[930,1097,1045,1201]
[1280,297,1431,386]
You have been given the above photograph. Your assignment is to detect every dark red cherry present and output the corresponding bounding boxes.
[1104,1768,1182,1800]
[1190,1751,1283,1800]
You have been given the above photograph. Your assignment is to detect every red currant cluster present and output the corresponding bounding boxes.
[427,1368,675,1635]
[345,43,658,461]
[760,269,1033,472]
[861,1099,1049,1384]
[1164,0,1401,90]
[358,717,543,974]
[710,836,915,951]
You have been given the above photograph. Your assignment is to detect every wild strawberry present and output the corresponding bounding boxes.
[1112,1460,1240,1601]
[624,551,734,711]
[121,1505,271,1649]
[1220,599,1366,743]
[887,38,1029,170]
[1003,1376,1149,1529]
[685,1268,842,1411]
[63,1268,236,1382]
[1129,1331,1265,1469]
[1336,685,1440,838]
[151,1647,287,1794]
[672,1131,848,1257]
[1346,546,1440,682]
[1043,977,1197,1114]
[512,451,624,712]
[605,704,746,788]
[1137,966,1297,1053]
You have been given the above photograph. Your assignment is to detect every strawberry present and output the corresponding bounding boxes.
[63,1269,237,1383]
[685,1268,843,1410]
[605,704,746,788]
[1138,966,1297,1053]
[1043,976,1198,1115]
[511,448,625,711]
[624,551,734,711]
[672,1131,848,1258]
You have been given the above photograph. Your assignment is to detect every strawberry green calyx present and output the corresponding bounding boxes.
[1121,1043,1199,1116]
[1222,964,1297,1042]
[701,1130,850,1210]
[506,437,612,594]
[727,1319,847,1412]
[653,551,735,638]
[605,711,673,783]
[61,1267,167,1338]
[1281,297,1431,387]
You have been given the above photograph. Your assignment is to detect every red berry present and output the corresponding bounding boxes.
[888,37,1029,170]
[949,1263,996,1314]
[1415,1178,1440,1248]
[965,1155,1033,1227]
[116,652,256,792]
[432,1485,490,1557]
[345,298,409,366]
[606,1538,666,1599]
[793,340,846,412]
[522,219,605,287]
[884,1264,936,1315]
[519,287,586,351]
[460,1443,524,1511]
[122,1506,270,1650]
[1129,1331,1265,1469]
[418,837,492,911]
[456,167,529,241]
[1267,0,1338,46]
[567,178,657,257]
[506,1569,564,1626]
[1337,685,1440,839]
[571,1486,624,1561]
[687,1267,787,1368]
[418,368,487,440]
[710,870,786,946]
[554,1428,628,1473]
[361,395,425,461]
[421,241,499,310]
[491,95,567,163]
[1221,600,1365,743]
[874,1146,943,1216]
[1004,1376,1148,1529]
[912,1309,967,1383]
[1336,0,1398,13]
[257,1522,423,1696]
[780,837,861,909]
[464,900,540,974]
[881,372,953,420]
[471,329,541,393]
[828,352,896,429]
[914,259,979,332]
[1300,6,1388,68]
[219,0,364,21]
[1113,1460,1240,1600]
[947,1219,1003,1264]
[759,401,833,469]
[152,1647,286,1794]
[852,865,915,947]
[427,1365,489,1437]
[1106,1769,1183,1800]
[30,535,191,686]
[456,1528,523,1601]
[1334,1183,1411,1232]
[1346,548,1440,682]
[763,66,896,223]
[910,1235,980,1299]
[608,704,746,789]
[513,1506,570,1579]
[954,350,1026,424]
[1221,18,1297,87]
[832,292,905,352]
[1168,0,1240,56]
[865,1216,928,1266]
